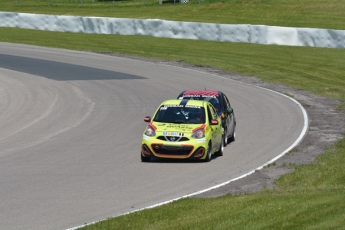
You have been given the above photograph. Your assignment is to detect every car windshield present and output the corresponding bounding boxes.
[153,105,206,124]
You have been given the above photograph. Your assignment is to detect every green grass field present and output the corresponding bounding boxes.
[1,0,345,29]
[1,0,345,229]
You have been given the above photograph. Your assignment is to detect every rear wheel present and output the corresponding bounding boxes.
[223,127,228,147]
[229,124,236,142]
[141,153,151,162]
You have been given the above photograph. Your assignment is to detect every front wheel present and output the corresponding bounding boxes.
[229,124,236,142]
[203,144,212,162]
[141,153,151,162]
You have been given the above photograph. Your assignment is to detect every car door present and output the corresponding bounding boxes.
[223,94,235,135]
[220,94,230,137]
[207,104,222,152]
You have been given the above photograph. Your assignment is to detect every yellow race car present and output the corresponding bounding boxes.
[141,99,224,162]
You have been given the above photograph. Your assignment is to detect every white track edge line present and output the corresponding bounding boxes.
[67,65,309,230]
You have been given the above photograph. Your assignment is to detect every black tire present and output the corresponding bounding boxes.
[215,135,224,156]
[223,127,228,147]
[229,125,236,142]
[141,153,151,162]
[203,143,212,162]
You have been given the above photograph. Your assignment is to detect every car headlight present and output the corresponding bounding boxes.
[145,125,156,136]
[191,128,205,139]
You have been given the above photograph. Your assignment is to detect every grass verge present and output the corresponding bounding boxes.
[79,141,345,230]
[1,0,345,29]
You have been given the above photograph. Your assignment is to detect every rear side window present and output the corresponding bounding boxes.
[223,94,231,109]
[208,97,221,112]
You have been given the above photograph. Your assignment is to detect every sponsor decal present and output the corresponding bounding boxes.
[166,124,193,130]
[160,105,184,110]
[161,104,201,109]
[163,132,184,137]
[182,94,216,98]
[185,105,201,108]
[142,135,149,140]
[197,139,206,143]
[162,132,185,142]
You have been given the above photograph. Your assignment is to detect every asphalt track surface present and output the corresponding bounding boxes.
[0,43,306,230]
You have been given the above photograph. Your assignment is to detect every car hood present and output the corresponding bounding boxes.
[151,122,205,135]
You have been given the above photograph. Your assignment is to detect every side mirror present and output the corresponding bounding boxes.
[144,116,151,122]
[210,119,219,125]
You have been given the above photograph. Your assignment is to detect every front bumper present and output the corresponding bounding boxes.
[141,135,208,160]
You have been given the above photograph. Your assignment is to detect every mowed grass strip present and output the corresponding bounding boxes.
[77,140,345,230]
[1,0,345,29]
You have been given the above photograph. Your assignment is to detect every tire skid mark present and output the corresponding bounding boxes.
[0,67,95,155]
[3,84,95,154]
[0,93,58,141]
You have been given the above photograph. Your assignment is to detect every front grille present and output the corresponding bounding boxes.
[151,144,193,156]
[156,136,190,142]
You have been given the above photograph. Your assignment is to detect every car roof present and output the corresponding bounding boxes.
[180,90,220,97]
[161,99,208,107]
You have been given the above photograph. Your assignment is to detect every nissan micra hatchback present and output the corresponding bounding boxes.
[178,90,236,146]
[141,99,224,162]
